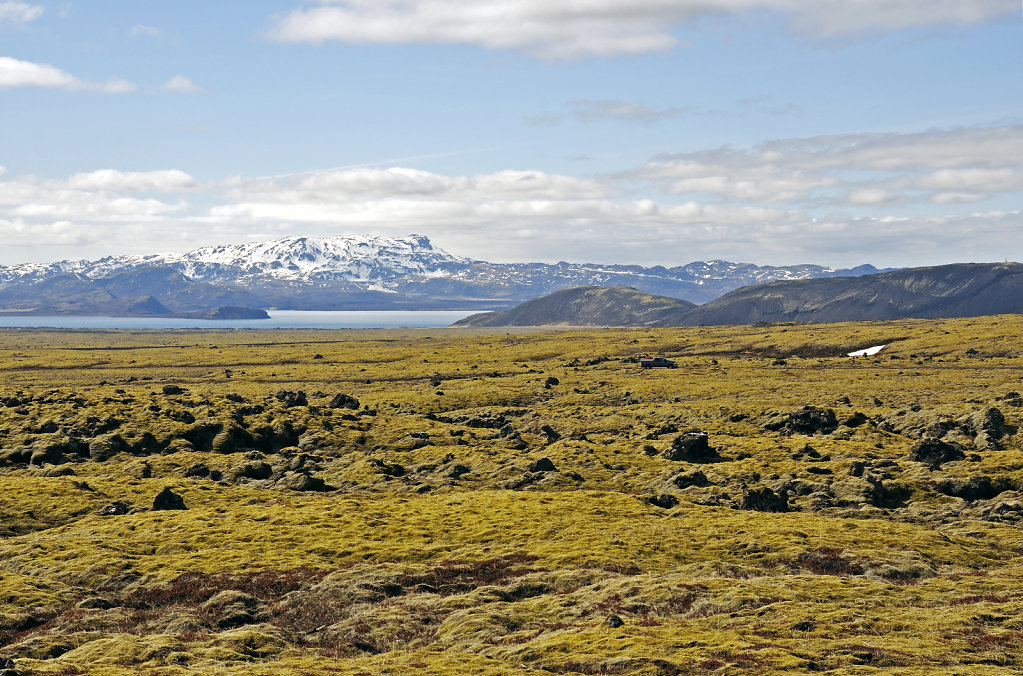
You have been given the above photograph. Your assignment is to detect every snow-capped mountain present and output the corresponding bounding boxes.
[5,234,469,288]
[0,233,888,315]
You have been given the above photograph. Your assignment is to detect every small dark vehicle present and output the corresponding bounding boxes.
[640,356,678,369]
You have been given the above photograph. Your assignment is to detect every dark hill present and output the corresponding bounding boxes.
[679,262,1023,326]
[452,286,697,327]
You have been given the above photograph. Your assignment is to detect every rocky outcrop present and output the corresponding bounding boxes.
[662,432,717,462]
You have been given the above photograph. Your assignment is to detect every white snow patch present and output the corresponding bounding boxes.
[848,345,886,357]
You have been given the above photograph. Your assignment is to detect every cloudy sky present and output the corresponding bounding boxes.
[1,1,1020,268]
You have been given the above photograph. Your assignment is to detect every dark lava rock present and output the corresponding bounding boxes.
[645,423,678,439]
[99,501,130,516]
[649,494,679,509]
[865,479,912,508]
[765,407,839,436]
[36,420,59,434]
[448,464,471,479]
[806,466,832,475]
[672,470,710,489]
[184,463,211,479]
[29,442,65,466]
[843,412,868,428]
[849,461,866,477]
[225,393,245,403]
[0,657,18,676]
[162,385,185,395]
[605,615,625,628]
[277,473,329,492]
[544,376,560,389]
[935,476,1011,501]
[152,487,187,511]
[540,425,561,442]
[740,486,790,512]
[663,432,717,462]
[328,393,360,410]
[89,433,126,462]
[274,390,308,407]
[369,458,405,477]
[166,409,195,424]
[967,407,1008,439]
[908,438,966,469]
[234,461,273,481]
[529,457,557,473]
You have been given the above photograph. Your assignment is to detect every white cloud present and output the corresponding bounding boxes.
[0,1,42,24]
[161,75,201,93]
[0,56,136,92]
[569,99,680,124]
[1,124,1021,267]
[0,56,75,89]
[628,124,1023,206]
[265,0,1016,59]
[129,24,162,39]
[65,169,197,192]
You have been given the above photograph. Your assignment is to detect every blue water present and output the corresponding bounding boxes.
[0,310,480,330]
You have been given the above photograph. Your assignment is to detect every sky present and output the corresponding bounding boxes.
[0,0,1021,269]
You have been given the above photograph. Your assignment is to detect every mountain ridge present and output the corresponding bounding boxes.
[0,234,890,315]
[454,263,1023,328]
[453,286,697,327]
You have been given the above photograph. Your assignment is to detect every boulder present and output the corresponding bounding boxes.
[935,476,1011,501]
[528,457,557,473]
[649,494,679,509]
[89,433,126,462]
[153,487,187,511]
[663,432,717,462]
[274,390,307,407]
[211,424,252,454]
[908,438,966,469]
[369,458,406,477]
[843,412,868,428]
[184,463,211,479]
[672,470,710,489]
[764,407,839,436]
[277,472,329,492]
[540,425,561,442]
[740,486,790,512]
[29,441,65,466]
[605,615,625,628]
[99,501,130,516]
[162,385,185,395]
[327,393,360,410]
[234,461,273,481]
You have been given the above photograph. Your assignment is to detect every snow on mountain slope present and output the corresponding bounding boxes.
[1,234,471,287]
[0,233,885,306]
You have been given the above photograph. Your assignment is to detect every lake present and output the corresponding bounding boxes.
[0,310,481,330]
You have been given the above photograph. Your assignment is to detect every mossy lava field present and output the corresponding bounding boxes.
[2,317,1023,675]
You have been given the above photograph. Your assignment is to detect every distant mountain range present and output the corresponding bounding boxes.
[678,262,1023,325]
[455,263,1023,328]
[0,234,887,316]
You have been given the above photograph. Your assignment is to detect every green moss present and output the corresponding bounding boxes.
[1,318,1022,673]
